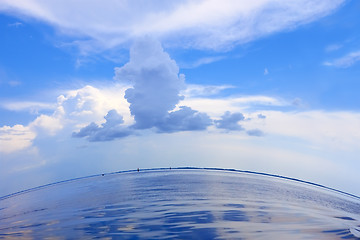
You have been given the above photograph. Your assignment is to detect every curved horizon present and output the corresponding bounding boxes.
[2,167,359,201]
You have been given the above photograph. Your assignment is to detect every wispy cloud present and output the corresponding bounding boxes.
[324,50,360,68]
[264,68,269,75]
[181,95,287,118]
[0,0,345,53]
[7,22,23,27]
[1,101,56,113]
[246,110,360,150]
[182,84,234,98]
[325,43,342,52]
[181,56,225,69]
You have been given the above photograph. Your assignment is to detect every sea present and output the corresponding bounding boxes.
[1,168,360,239]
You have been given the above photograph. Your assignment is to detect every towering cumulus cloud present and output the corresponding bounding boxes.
[115,38,212,132]
[74,38,212,141]
[115,38,186,129]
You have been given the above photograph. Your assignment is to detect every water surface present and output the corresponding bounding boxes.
[1,168,360,239]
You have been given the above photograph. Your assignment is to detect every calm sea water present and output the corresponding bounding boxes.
[0,168,360,239]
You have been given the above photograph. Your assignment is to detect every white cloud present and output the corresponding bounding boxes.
[60,84,132,125]
[0,125,36,153]
[0,0,345,52]
[182,84,234,97]
[243,110,360,150]
[264,68,269,75]
[1,101,56,113]
[181,93,360,151]
[30,112,64,136]
[181,95,286,117]
[180,56,225,69]
[0,105,65,154]
[114,37,186,129]
[2,85,360,196]
[4,86,358,153]
[325,43,342,52]
[2,40,276,148]
[324,50,360,68]
[113,38,212,132]
[0,84,131,153]
[7,22,23,27]
[73,38,213,140]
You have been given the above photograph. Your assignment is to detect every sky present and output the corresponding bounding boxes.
[0,0,360,197]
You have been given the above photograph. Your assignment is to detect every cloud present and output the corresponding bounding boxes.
[0,68,21,87]
[292,97,303,107]
[246,129,265,136]
[181,56,225,69]
[7,80,21,86]
[0,125,36,153]
[0,84,132,152]
[182,84,234,98]
[214,111,245,131]
[30,112,64,136]
[72,39,213,140]
[72,109,132,141]
[115,38,186,129]
[7,22,23,27]
[59,84,132,124]
[0,0,345,52]
[1,101,56,114]
[264,68,269,75]
[1,37,316,150]
[157,106,212,133]
[113,37,213,134]
[0,98,67,154]
[258,114,266,119]
[181,95,287,118]
[323,50,360,68]
[243,110,360,150]
[325,43,342,52]
[0,102,65,154]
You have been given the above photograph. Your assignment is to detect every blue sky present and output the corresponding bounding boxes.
[1,0,360,197]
